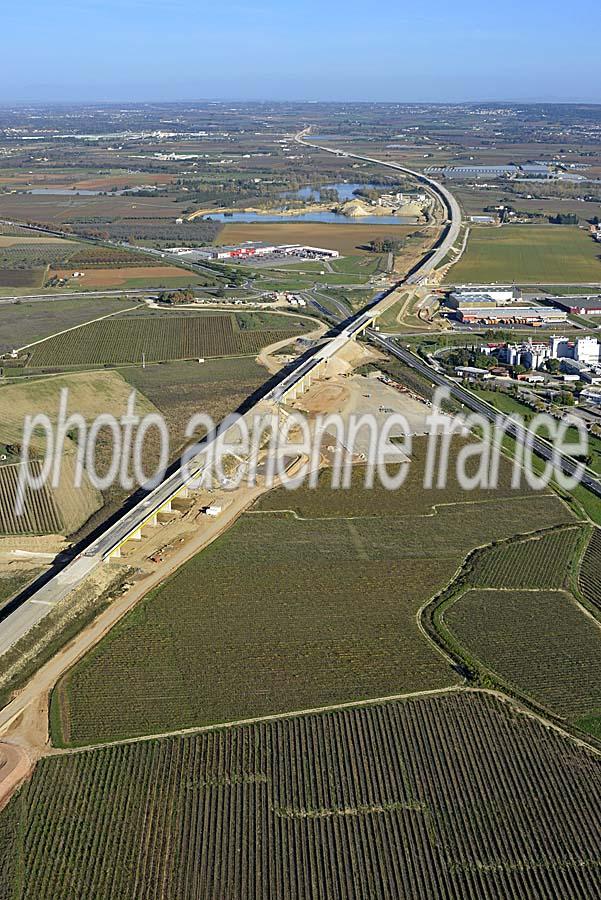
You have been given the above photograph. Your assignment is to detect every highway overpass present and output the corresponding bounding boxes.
[367,332,601,499]
[8,138,594,665]
[0,307,380,655]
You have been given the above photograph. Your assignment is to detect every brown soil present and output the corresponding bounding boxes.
[297,382,350,415]
[0,741,33,810]
[218,222,417,256]
[73,175,175,190]
[51,266,198,287]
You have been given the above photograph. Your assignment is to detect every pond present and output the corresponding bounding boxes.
[280,182,386,202]
[206,180,415,224]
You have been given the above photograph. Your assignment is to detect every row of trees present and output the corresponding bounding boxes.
[367,237,405,253]
[158,288,196,305]
[548,213,579,225]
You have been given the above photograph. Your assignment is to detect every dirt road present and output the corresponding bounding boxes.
[0,741,33,810]
[0,481,270,752]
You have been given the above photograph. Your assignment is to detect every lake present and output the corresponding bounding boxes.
[205,180,416,224]
[280,182,386,202]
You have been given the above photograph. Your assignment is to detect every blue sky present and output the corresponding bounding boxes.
[2,0,599,103]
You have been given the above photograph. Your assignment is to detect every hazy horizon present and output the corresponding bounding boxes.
[3,0,599,105]
[1,97,600,107]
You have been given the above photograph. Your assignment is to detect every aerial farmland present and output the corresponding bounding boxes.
[0,97,601,899]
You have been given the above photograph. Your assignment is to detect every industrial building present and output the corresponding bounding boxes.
[550,336,573,359]
[167,242,340,262]
[581,387,601,405]
[426,162,554,180]
[457,306,567,326]
[455,365,491,379]
[557,356,601,384]
[560,358,592,377]
[574,336,601,365]
[448,286,520,308]
[549,295,601,316]
[213,242,278,260]
[425,165,519,179]
[500,342,550,370]
[480,334,601,377]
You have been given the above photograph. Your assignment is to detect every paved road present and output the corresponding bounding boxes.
[296,131,462,282]
[0,558,99,656]
[0,289,153,305]
[369,332,601,498]
[0,303,380,655]
[308,296,601,499]
[7,134,594,666]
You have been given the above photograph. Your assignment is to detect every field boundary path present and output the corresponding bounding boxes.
[0,481,273,743]
[16,304,139,354]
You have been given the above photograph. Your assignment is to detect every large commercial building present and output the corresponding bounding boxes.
[548,295,601,316]
[457,306,567,326]
[213,242,278,260]
[481,334,601,375]
[448,287,520,307]
[560,358,592,376]
[574,336,601,366]
[167,242,340,262]
[581,387,601,405]
[426,165,519,179]
[550,336,573,359]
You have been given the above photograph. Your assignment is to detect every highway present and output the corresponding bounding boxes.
[294,130,601,494]
[8,130,598,663]
[0,288,157,306]
[310,284,601,496]
[296,131,463,283]
[305,293,601,498]
[0,304,377,656]
[0,131,464,656]
[368,332,601,498]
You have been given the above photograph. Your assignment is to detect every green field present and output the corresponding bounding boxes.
[0,369,162,536]
[59,245,165,268]
[448,225,601,283]
[465,527,582,590]
[471,387,601,476]
[445,588,601,722]
[0,296,140,354]
[218,221,415,256]
[330,254,386,275]
[0,567,45,612]
[25,313,302,368]
[579,528,601,612]
[52,439,574,746]
[0,355,271,539]
[5,692,601,899]
[257,436,543,518]
[541,284,601,295]
[0,240,84,269]
[438,527,601,730]
[121,356,268,456]
[0,462,62,534]
[0,267,46,289]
